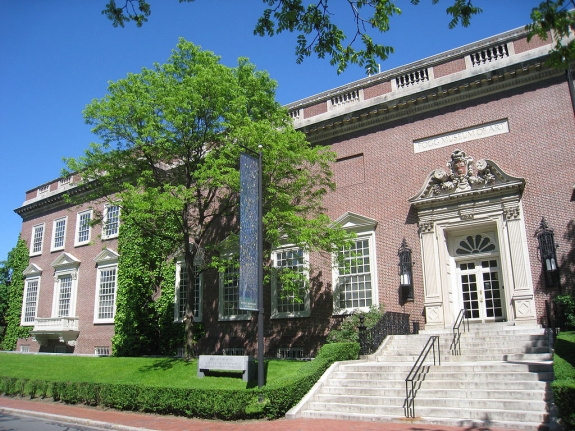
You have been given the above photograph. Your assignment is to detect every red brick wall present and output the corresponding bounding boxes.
[513,34,551,54]
[303,101,328,119]
[17,198,118,355]
[364,81,392,100]
[319,75,575,327]
[433,58,467,78]
[15,76,574,357]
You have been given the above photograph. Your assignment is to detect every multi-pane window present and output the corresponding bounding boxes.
[31,224,44,255]
[336,238,373,311]
[219,263,250,320]
[52,218,66,250]
[76,210,92,245]
[103,205,120,238]
[58,275,73,317]
[222,265,240,317]
[22,279,39,324]
[96,267,117,321]
[175,265,202,321]
[272,247,309,318]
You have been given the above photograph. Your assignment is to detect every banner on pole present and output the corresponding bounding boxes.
[239,152,259,311]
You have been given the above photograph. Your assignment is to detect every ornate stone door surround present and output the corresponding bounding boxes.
[409,149,537,329]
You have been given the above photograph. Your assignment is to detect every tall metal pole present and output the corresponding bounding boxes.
[257,148,264,388]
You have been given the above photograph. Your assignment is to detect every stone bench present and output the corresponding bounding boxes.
[197,355,256,382]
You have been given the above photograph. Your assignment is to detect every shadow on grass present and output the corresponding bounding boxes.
[138,357,194,372]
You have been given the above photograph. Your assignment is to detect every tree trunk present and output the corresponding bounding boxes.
[183,221,197,359]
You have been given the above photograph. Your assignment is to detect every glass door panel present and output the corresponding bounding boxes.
[458,259,504,322]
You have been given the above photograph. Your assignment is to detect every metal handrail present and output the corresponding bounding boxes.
[357,311,411,356]
[404,335,440,418]
[451,308,469,355]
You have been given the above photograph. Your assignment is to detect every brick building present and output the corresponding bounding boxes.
[13,25,574,356]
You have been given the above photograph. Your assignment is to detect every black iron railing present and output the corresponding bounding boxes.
[404,336,441,418]
[545,299,568,346]
[357,311,411,355]
[450,308,469,355]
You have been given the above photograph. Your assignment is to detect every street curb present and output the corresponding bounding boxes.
[0,406,157,431]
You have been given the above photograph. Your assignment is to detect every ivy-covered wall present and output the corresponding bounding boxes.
[112,219,183,356]
[0,236,31,350]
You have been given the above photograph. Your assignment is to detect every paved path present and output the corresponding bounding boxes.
[0,396,522,431]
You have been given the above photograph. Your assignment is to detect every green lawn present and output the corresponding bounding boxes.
[553,331,575,380]
[0,353,307,389]
[552,331,575,429]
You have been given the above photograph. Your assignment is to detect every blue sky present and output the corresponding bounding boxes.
[0,0,536,261]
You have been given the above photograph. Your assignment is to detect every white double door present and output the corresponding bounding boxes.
[457,258,505,322]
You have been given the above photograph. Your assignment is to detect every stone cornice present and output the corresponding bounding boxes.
[298,62,562,144]
[286,27,533,111]
[14,182,97,220]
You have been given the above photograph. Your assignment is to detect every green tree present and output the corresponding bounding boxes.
[526,0,575,69]
[0,236,31,350]
[65,39,351,358]
[101,1,574,74]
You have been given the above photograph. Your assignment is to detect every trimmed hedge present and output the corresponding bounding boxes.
[553,331,575,430]
[0,342,360,420]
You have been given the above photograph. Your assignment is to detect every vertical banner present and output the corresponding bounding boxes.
[239,152,259,311]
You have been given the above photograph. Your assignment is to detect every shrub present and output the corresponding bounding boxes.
[315,342,360,361]
[326,305,384,343]
[259,342,359,418]
[552,380,575,430]
[555,294,575,330]
[0,344,359,420]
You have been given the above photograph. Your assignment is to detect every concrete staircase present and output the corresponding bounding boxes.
[287,323,557,430]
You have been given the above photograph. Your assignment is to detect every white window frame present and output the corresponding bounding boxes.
[94,263,118,323]
[30,224,45,256]
[75,210,92,246]
[51,253,80,318]
[93,248,120,324]
[52,272,78,318]
[21,277,40,326]
[271,246,310,319]
[331,212,379,315]
[218,250,251,321]
[102,205,120,239]
[174,261,203,322]
[51,217,67,251]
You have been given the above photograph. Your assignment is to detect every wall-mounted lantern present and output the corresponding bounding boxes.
[398,238,414,302]
[536,218,560,288]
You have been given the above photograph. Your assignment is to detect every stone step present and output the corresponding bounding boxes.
[314,394,547,412]
[300,410,549,431]
[321,386,553,401]
[377,347,550,361]
[390,332,547,341]
[410,406,549,424]
[375,353,552,362]
[343,361,553,373]
[328,378,550,391]
[305,401,548,423]
[289,323,554,430]
[383,339,549,350]
[297,410,546,431]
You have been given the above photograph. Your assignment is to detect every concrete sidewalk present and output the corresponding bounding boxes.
[0,396,522,431]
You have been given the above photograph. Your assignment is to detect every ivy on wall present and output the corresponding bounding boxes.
[0,236,31,350]
[112,218,183,356]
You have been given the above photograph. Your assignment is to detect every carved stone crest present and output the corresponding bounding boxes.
[410,149,517,202]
